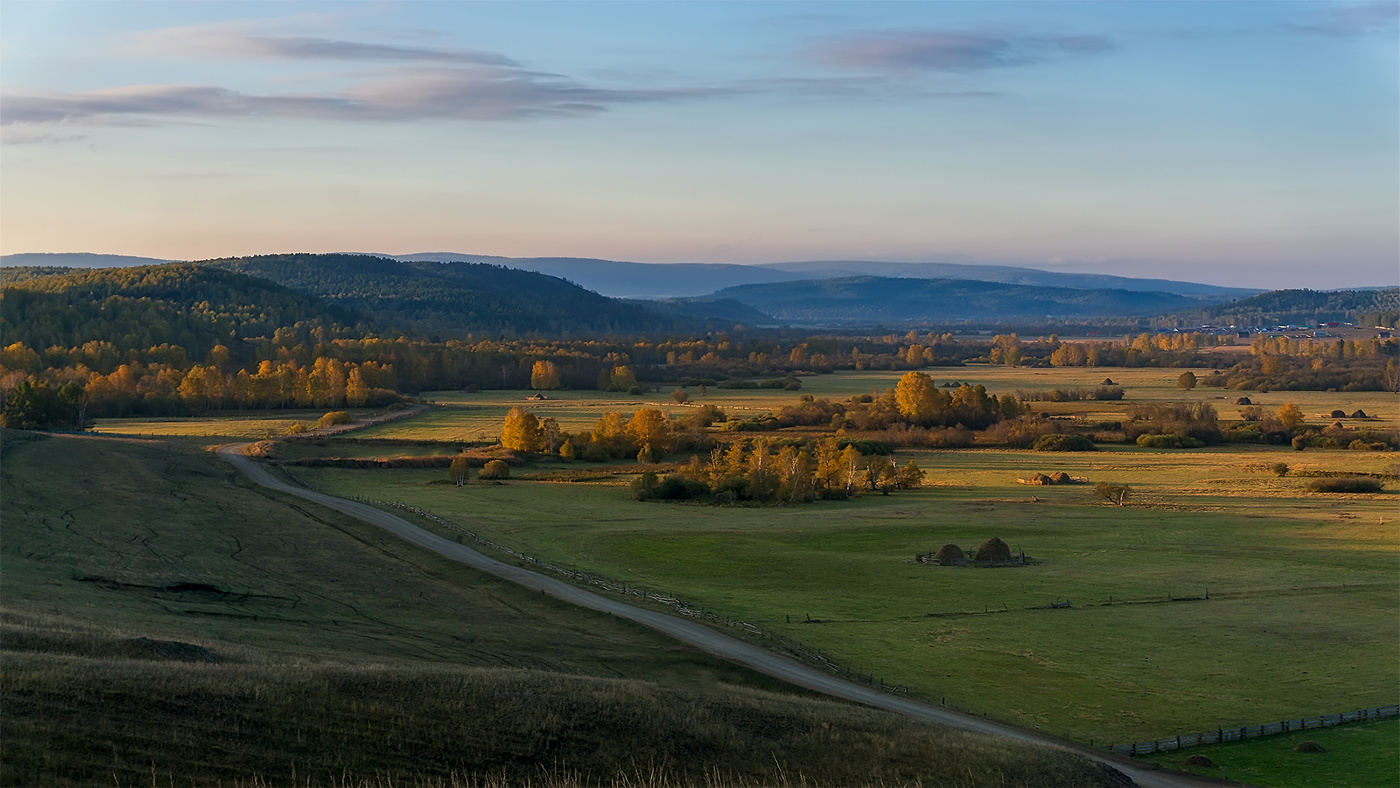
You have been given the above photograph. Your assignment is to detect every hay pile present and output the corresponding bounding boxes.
[933,543,966,566]
[1181,755,1216,768]
[1048,471,1074,485]
[1021,473,1052,485]
[1293,741,1327,753]
[975,537,1012,562]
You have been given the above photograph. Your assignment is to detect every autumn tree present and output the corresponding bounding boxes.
[1176,371,1197,389]
[530,360,560,391]
[449,454,470,486]
[1277,402,1305,432]
[894,371,938,424]
[501,407,545,452]
[626,408,671,455]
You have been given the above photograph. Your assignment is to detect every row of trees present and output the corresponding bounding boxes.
[636,436,925,504]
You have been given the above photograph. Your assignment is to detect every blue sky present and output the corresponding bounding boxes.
[2,1,1396,288]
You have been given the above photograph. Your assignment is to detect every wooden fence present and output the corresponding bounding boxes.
[1104,704,1399,756]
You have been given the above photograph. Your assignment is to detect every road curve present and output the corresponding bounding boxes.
[219,444,1233,788]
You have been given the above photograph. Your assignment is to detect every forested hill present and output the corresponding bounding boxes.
[1203,288,1400,327]
[198,254,677,336]
[704,276,1200,325]
[1,264,365,363]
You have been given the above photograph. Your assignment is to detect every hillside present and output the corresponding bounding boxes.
[1203,287,1400,327]
[0,431,1126,787]
[200,253,678,336]
[703,276,1201,325]
[0,263,364,363]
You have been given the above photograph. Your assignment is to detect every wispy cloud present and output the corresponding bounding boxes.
[1287,2,1399,36]
[127,25,518,67]
[805,29,1113,72]
[2,65,734,132]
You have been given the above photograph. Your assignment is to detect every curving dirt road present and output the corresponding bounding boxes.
[219,443,1238,788]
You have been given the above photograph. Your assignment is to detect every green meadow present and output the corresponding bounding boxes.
[1135,718,1399,788]
[284,365,1398,749]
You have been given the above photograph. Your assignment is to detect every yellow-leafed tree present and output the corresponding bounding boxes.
[501,407,545,452]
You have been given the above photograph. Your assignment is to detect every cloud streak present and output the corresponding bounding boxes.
[2,65,734,131]
[1286,2,1399,37]
[806,29,1113,72]
[128,26,519,67]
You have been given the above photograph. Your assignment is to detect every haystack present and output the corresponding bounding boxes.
[1023,473,1052,485]
[933,543,966,566]
[975,537,1012,562]
[1182,755,1216,768]
[1048,471,1074,485]
[1235,396,1252,405]
[1293,741,1327,753]
[1351,409,1368,419]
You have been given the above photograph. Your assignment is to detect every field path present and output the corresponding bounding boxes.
[218,443,1238,788]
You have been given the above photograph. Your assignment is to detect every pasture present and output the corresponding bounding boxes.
[287,364,1399,750]
[1135,718,1398,787]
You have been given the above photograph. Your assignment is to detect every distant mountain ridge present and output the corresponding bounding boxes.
[376,252,1258,299]
[701,276,1204,325]
[5,250,1264,300]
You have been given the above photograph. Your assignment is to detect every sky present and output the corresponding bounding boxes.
[1,1,1396,289]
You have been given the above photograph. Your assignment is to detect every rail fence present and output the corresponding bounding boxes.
[1105,704,1399,756]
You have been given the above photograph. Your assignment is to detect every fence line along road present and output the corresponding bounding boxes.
[220,443,1233,788]
[1107,704,1399,756]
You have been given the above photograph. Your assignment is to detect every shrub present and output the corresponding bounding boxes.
[655,475,709,500]
[1032,434,1097,452]
[284,422,307,435]
[1135,433,1205,449]
[1094,481,1131,505]
[313,411,353,430]
[1308,477,1383,493]
[479,460,510,480]
[1270,462,1289,477]
[631,471,659,500]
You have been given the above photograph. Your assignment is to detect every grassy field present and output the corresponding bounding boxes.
[89,409,381,440]
[391,365,1400,444]
[288,366,1398,755]
[1,430,1118,787]
[1135,718,1399,787]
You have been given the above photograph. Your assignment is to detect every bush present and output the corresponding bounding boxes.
[631,471,659,500]
[1032,434,1097,452]
[313,411,353,430]
[1270,462,1289,477]
[655,475,710,500]
[1308,477,1383,493]
[1135,433,1205,449]
[479,460,511,480]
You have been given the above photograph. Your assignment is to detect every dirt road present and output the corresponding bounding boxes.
[218,443,1237,788]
